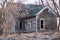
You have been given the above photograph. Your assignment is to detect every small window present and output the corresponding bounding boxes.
[41,20,43,29]
[40,19,45,30]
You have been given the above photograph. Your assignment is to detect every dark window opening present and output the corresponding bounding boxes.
[41,20,43,29]
[20,22,22,29]
[41,25,43,28]
[41,20,43,24]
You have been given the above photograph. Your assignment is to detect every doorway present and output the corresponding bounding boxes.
[20,21,23,30]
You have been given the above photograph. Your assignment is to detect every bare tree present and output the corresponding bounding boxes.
[34,0,44,5]
[50,0,60,31]
[1,0,29,36]
[2,0,7,8]
[41,0,44,5]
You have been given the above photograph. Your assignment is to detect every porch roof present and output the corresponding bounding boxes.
[24,4,46,16]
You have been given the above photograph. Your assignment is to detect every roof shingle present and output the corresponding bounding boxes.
[24,4,46,16]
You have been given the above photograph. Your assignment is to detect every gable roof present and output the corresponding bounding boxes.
[24,4,57,17]
[24,4,46,16]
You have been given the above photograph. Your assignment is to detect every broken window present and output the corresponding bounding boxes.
[40,19,45,30]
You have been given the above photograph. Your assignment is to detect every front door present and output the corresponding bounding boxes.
[20,21,23,30]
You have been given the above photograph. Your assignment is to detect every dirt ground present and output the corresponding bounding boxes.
[0,32,60,40]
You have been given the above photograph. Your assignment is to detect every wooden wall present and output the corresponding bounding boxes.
[38,9,57,32]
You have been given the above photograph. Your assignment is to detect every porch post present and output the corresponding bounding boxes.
[36,16,38,35]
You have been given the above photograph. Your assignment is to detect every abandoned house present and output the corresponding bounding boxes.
[12,4,59,33]
[1,3,58,33]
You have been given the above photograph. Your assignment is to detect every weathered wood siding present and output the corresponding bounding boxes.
[38,9,57,32]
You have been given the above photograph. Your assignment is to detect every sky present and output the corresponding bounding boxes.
[0,0,44,4]
[0,0,36,4]
[0,0,59,6]
[13,0,37,4]
[0,0,36,8]
[0,0,59,9]
[22,0,35,4]
[19,0,46,4]
[0,0,47,8]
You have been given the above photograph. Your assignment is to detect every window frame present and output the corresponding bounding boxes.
[40,18,45,30]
